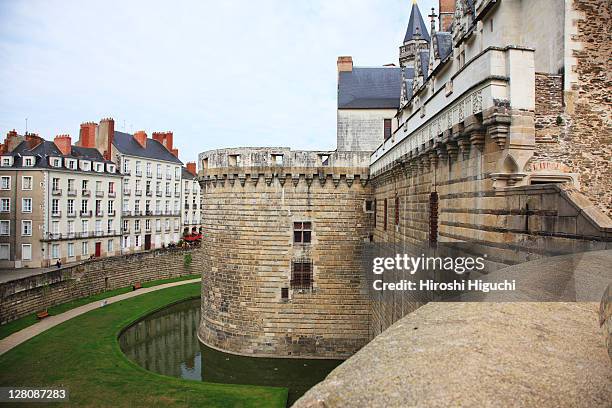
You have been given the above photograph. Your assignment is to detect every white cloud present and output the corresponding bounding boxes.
[0,0,437,162]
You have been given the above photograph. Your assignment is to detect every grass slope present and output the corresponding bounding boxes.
[0,283,288,408]
[0,274,200,340]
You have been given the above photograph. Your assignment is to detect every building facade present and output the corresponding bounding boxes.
[0,133,121,268]
[181,162,202,235]
[198,0,611,358]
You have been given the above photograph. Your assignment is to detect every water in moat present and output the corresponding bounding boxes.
[118,298,342,406]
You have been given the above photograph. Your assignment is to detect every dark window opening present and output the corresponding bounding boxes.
[383,198,388,230]
[365,200,374,212]
[281,287,289,299]
[429,192,439,246]
[291,261,313,290]
[320,154,330,166]
[394,195,400,226]
[374,199,377,227]
[384,119,392,140]
[293,222,312,243]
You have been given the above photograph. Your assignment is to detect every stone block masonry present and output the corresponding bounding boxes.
[198,148,372,358]
[0,247,202,324]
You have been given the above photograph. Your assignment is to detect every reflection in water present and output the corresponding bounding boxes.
[119,298,341,405]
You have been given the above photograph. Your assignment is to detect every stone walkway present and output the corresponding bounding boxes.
[0,278,201,356]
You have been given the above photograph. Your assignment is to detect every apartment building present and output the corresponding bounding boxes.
[0,133,121,268]
[181,162,202,235]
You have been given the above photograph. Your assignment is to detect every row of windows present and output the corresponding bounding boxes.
[52,178,116,193]
[0,156,116,173]
[372,197,401,231]
[0,243,33,260]
[123,199,181,212]
[122,219,179,231]
[0,175,33,190]
[0,220,32,236]
[122,159,180,179]
[0,198,33,213]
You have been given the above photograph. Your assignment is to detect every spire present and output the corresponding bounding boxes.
[404,1,431,43]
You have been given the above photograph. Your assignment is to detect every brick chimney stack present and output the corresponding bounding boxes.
[337,56,353,73]
[78,122,97,148]
[134,130,147,148]
[153,131,179,158]
[25,133,43,150]
[54,134,72,156]
[439,0,455,32]
[186,162,197,176]
[98,118,115,160]
[3,130,24,153]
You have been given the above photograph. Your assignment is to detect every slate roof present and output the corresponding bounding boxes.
[3,140,117,174]
[404,3,431,43]
[403,79,414,101]
[338,67,402,109]
[434,32,453,60]
[181,167,197,180]
[112,131,182,164]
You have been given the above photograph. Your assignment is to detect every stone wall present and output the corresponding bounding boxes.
[0,247,201,324]
[370,131,612,336]
[534,0,612,217]
[534,73,564,143]
[198,149,372,359]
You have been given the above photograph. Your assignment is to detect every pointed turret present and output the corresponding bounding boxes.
[399,1,431,69]
[404,1,431,43]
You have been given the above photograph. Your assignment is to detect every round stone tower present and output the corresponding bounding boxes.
[197,147,373,358]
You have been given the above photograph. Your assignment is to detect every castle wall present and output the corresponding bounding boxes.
[535,0,612,217]
[198,148,372,358]
[0,247,200,324]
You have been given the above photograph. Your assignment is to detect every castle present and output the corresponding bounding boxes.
[197,0,611,358]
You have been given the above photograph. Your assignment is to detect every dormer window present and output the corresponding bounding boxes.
[23,156,35,167]
[107,164,115,173]
[1,156,13,167]
[94,162,103,172]
[80,160,91,171]
[50,157,62,168]
[66,159,77,170]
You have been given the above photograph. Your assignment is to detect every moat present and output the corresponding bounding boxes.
[118,298,342,405]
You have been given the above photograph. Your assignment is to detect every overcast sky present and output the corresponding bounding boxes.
[0,0,436,163]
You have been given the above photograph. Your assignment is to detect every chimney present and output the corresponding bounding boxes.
[171,148,179,158]
[78,122,97,148]
[439,0,455,32]
[186,162,196,176]
[98,118,115,160]
[54,134,72,156]
[25,133,43,150]
[152,131,174,151]
[4,130,24,152]
[337,56,353,73]
[134,130,147,148]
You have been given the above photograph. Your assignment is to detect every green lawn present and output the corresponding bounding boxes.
[0,283,288,407]
[0,274,200,340]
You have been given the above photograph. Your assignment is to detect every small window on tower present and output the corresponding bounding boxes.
[384,119,392,140]
[293,222,312,244]
[291,261,313,290]
[365,200,374,213]
[281,287,289,300]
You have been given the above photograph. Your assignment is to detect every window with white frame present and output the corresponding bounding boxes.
[80,160,91,171]
[68,178,75,191]
[123,220,129,232]
[0,220,9,235]
[165,219,170,230]
[107,220,113,233]
[134,219,140,231]
[81,200,88,213]
[82,241,88,255]
[21,220,32,236]
[1,156,13,167]
[146,162,152,177]
[156,219,161,231]
[0,244,9,259]
[95,163,103,172]
[95,220,102,233]
[134,199,140,213]
[52,178,60,191]
[51,244,60,259]
[81,220,88,233]
[52,199,60,215]
[122,236,130,248]
[123,199,129,212]
[145,219,151,231]
[51,157,62,168]
[123,158,130,174]
[156,164,161,176]
[22,176,32,190]
[0,176,10,190]
[67,199,74,215]
[175,166,180,179]
[166,165,170,177]
[22,198,32,213]
[135,235,141,247]
[1,198,10,212]
[68,242,75,257]
[52,221,60,234]
[96,181,102,193]
[67,220,74,234]
[23,156,35,167]
[108,181,115,194]
[67,159,76,170]
[108,200,114,214]
[135,161,141,175]
[107,239,113,252]
[22,244,32,261]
